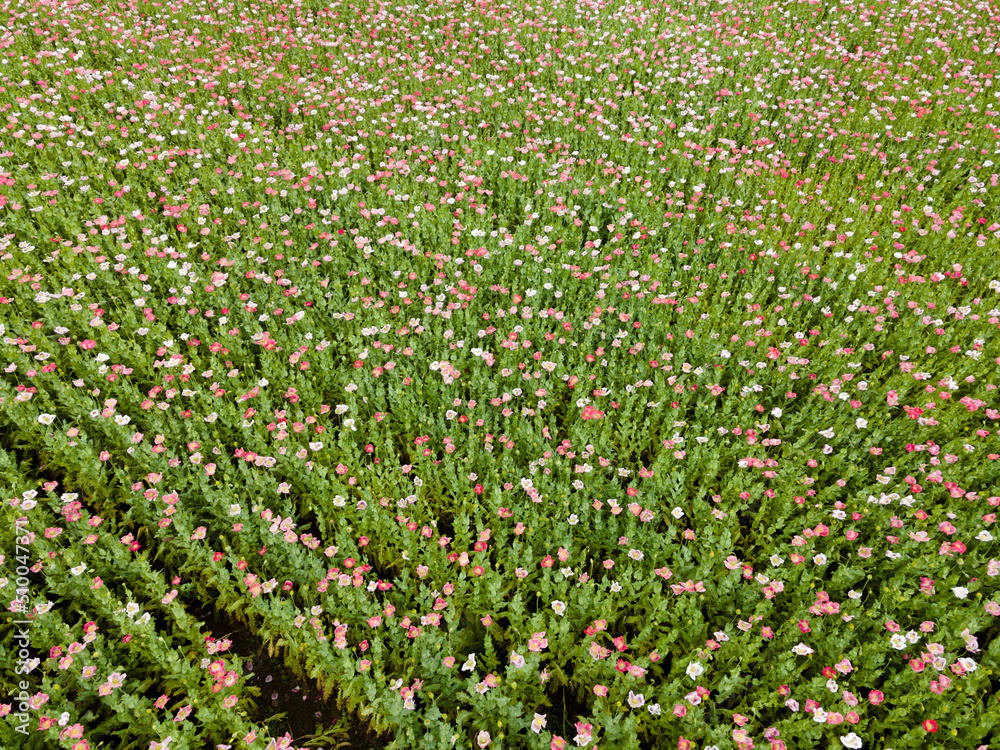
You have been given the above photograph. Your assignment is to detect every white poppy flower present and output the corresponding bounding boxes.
[686,662,704,679]
[841,732,863,749]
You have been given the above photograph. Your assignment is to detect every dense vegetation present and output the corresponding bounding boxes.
[1,0,999,748]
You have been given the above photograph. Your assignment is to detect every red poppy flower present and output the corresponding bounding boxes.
[923,719,937,733]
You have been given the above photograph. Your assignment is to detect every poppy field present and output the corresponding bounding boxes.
[1,0,999,748]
